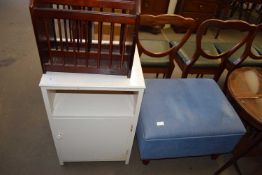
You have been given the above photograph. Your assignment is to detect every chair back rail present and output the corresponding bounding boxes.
[137,14,196,78]
[137,14,196,58]
[194,19,256,62]
[223,23,262,74]
[186,19,256,81]
[30,0,139,77]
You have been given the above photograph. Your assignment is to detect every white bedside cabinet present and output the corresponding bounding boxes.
[39,49,145,165]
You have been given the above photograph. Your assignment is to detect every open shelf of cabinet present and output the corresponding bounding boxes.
[49,90,137,118]
[39,48,145,165]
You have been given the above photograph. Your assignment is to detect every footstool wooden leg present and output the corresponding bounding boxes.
[142,160,150,165]
[211,154,219,160]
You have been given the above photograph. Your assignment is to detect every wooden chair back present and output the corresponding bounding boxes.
[137,14,196,78]
[190,19,256,80]
[222,23,261,74]
[29,0,140,77]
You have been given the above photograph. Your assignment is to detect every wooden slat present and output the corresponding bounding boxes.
[109,8,116,68]
[71,20,77,65]
[119,24,125,54]
[109,22,115,68]
[63,19,69,50]
[84,21,89,66]
[51,18,58,50]
[57,18,65,64]
[68,19,73,42]
[87,7,93,65]
[120,24,127,68]
[43,19,53,65]
[76,20,80,53]
[127,15,138,76]
[97,8,103,68]
[119,9,127,58]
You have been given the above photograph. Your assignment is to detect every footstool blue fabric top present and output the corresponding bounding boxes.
[136,79,246,160]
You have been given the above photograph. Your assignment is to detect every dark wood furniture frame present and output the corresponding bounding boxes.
[137,14,196,78]
[174,0,230,32]
[230,0,262,23]
[175,19,256,81]
[214,0,261,38]
[29,0,140,77]
[141,0,170,15]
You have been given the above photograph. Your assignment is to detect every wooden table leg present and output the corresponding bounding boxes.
[214,132,262,175]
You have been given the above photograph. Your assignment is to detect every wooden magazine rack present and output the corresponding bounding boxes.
[30,0,140,77]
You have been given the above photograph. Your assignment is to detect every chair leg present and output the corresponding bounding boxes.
[211,154,219,160]
[214,133,262,175]
[165,63,175,79]
[156,73,159,78]
[234,162,242,175]
[223,73,230,92]
[165,73,172,78]
[181,71,188,78]
[214,68,224,82]
[214,75,220,82]
[223,68,234,92]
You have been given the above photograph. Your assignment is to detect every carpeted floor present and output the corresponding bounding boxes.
[0,1,262,175]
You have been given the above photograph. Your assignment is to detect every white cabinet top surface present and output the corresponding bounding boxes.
[39,47,145,90]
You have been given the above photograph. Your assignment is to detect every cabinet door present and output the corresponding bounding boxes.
[141,0,170,15]
[52,117,132,162]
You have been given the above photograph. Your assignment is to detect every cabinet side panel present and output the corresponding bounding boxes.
[40,88,64,164]
[125,89,144,164]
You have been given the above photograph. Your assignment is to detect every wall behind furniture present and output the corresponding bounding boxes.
[168,0,178,14]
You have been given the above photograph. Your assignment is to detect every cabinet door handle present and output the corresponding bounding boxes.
[199,5,204,9]
[57,133,63,140]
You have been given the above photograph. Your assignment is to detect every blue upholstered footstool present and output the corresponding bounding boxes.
[136,79,246,161]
